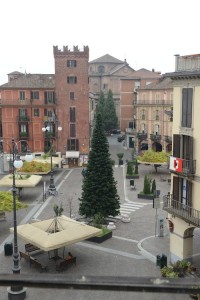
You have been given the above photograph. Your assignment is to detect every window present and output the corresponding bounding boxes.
[67,76,77,84]
[67,60,77,68]
[173,176,192,207]
[67,139,79,151]
[70,92,75,100]
[70,124,76,137]
[142,94,146,104]
[128,122,133,129]
[31,91,39,100]
[70,107,76,122]
[142,109,145,120]
[19,108,26,117]
[34,109,39,117]
[98,65,105,74]
[19,91,25,100]
[156,110,159,120]
[44,109,54,117]
[155,93,159,104]
[44,91,55,104]
[182,88,193,128]
[20,124,27,132]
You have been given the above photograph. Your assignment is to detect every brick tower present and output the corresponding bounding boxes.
[53,45,90,167]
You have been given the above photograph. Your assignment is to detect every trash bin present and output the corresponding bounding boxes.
[130,179,134,186]
[4,242,13,256]
[160,254,167,269]
[156,255,161,266]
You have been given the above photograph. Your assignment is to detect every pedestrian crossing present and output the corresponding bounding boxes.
[120,201,148,215]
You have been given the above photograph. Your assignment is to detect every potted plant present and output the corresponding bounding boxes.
[87,213,112,243]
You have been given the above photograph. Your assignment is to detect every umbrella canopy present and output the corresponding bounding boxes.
[0,174,42,188]
[10,215,101,251]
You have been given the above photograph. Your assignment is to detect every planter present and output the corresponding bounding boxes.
[87,231,112,243]
[137,193,154,200]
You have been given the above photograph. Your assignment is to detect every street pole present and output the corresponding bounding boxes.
[7,138,33,300]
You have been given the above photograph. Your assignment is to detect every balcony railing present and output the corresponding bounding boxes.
[19,132,29,139]
[169,156,196,176]
[137,133,147,140]
[164,135,172,144]
[125,128,136,134]
[150,134,161,142]
[17,115,30,122]
[163,194,200,226]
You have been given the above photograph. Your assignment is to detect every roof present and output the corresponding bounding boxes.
[89,54,124,64]
[139,77,173,90]
[132,68,161,78]
[164,71,200,80]
[0,74,55,89]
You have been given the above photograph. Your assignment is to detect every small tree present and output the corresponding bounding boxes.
[143,175,152,195]
[53,203,63,217]
[127,162,133,175]
[151,179,156,194]
[134,160,139,175]
[117,153,124,165]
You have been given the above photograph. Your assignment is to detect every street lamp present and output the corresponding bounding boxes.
[1,138,33,300]
[42,123,62,195]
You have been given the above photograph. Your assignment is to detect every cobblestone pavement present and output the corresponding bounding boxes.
[0,136,197,299]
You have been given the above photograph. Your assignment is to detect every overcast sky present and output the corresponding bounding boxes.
[0,0,199,84]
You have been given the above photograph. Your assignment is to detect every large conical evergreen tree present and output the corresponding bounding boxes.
[79,113,120,219]
[104,89,118,132]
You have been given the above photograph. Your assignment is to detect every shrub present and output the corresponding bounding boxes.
[151,179,156,194]
[143,175,152,194]
[134,160,139,174]
[127,162,133,175]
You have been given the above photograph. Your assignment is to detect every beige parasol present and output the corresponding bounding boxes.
[10,215,101,251]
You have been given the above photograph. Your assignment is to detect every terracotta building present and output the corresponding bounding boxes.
[0,46,90,168]
[163,54,200,263]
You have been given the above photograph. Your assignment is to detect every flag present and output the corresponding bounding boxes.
[169,156,183,172]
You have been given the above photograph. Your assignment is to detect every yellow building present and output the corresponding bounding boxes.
[163,54,200,263]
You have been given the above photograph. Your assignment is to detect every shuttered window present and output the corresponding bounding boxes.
[70,124,76,137]
[182,88,193,128]
[173,176,179,201]
[182,135,193,160]
[172,134,180,158]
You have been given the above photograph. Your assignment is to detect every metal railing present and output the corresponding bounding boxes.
[163,194,200,226]
[164,135,172,143]
[150,134,161,142]
[137,133,147,140]
[0,274,200,295]
[16,116,30,122]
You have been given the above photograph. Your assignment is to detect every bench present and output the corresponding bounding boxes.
[56,256,76,272]
[25,243,40,254]
[20,251,48,272]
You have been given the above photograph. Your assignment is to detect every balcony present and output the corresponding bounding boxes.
[137,132,147,140]
[164,135,172,144]
[17,115,30,123]
[19,132,29,139]
[163,194,200,226]
[150,134,161,142]
[125,128,136,134]
[169,156,196,176]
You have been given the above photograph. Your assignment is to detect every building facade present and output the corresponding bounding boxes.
[89,54,135,123]
[135,76,173,153]
[0,46,90,168]
[163,54,200,263]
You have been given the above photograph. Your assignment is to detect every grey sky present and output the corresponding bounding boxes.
[0,0,199,84]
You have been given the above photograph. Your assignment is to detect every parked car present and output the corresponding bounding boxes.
[111,129,121,134]
[117,135,125,142]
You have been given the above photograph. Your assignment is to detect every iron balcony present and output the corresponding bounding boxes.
[163,194,200,226]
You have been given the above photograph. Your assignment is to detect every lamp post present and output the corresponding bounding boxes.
[42,122,62,195]
[1,138,33,300]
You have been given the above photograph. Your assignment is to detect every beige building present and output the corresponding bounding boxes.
[120,69,162,149]
[89,54,135,123]
[163,54,200,263]
[135,76,173,153]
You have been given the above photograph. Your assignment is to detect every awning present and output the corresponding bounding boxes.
[66,151,79,158]
[10,215,101,252]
